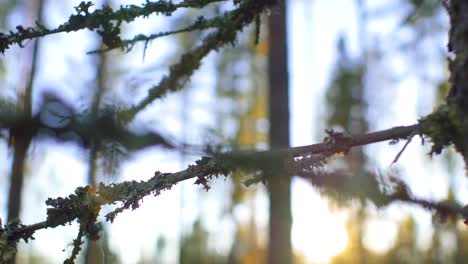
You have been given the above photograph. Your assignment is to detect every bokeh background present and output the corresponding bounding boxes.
[1,0,467,263]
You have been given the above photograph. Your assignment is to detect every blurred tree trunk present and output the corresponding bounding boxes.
[84,18,109,264]
[6,0,44,263]
[84,1,112,260]
[267,1,292,264]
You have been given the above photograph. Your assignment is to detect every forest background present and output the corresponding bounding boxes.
[0,0,466,263]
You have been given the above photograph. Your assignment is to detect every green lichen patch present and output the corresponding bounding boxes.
[419,103,463,155]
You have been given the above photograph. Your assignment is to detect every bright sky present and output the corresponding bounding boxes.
[2,0,467,264]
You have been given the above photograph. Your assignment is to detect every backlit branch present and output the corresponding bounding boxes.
[88,13,230,54]
[2,122,467,263]
[0,0,228,53]
[1,0,274,126]
[120,0,271,120]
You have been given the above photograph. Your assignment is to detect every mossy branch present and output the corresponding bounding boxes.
[119,0,273,120]
[1,122,467,263]
[1,0,274,125]
[0,0,228,54]
[88,14,229,54]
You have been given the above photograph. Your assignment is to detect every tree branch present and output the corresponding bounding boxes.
[274,124,420,157]
[0,0,228,54]
[88,14,227,54]
[120,0,272,121]
[2,121,467,263]
[1,0,274,125]
[4,122,463,245]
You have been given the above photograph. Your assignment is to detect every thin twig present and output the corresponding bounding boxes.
[392,136,413,164]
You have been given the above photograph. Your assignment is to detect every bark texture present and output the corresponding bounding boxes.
[446,1,468,168]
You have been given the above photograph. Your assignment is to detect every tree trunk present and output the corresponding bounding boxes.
[446,2,468,168]
[84,21,109,264]
[7,135,31,223]
[7,0,43,222]
[267,1,292,264]
[6,1,44,263]
[84,143,103,264]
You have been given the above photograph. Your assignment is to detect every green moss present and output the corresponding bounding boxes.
[419,103,463,155]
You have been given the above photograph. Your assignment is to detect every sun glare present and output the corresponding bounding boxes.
[292,179,349,263]
[293,210,348,263]
[363,218,397,254]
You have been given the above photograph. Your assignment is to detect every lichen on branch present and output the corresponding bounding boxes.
[418,103,463,155]
[0,0,229,53]
[2,123,467,263]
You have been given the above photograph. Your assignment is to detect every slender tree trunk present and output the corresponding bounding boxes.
[84,145,103,264]
[6,1,44,263]
[84,0,111,258]
[267,1,292,264]
[7,0,44,223]
[7,136,31,223]
[84,31,108,264]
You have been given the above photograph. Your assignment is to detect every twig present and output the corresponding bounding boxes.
[392,136,413,164]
